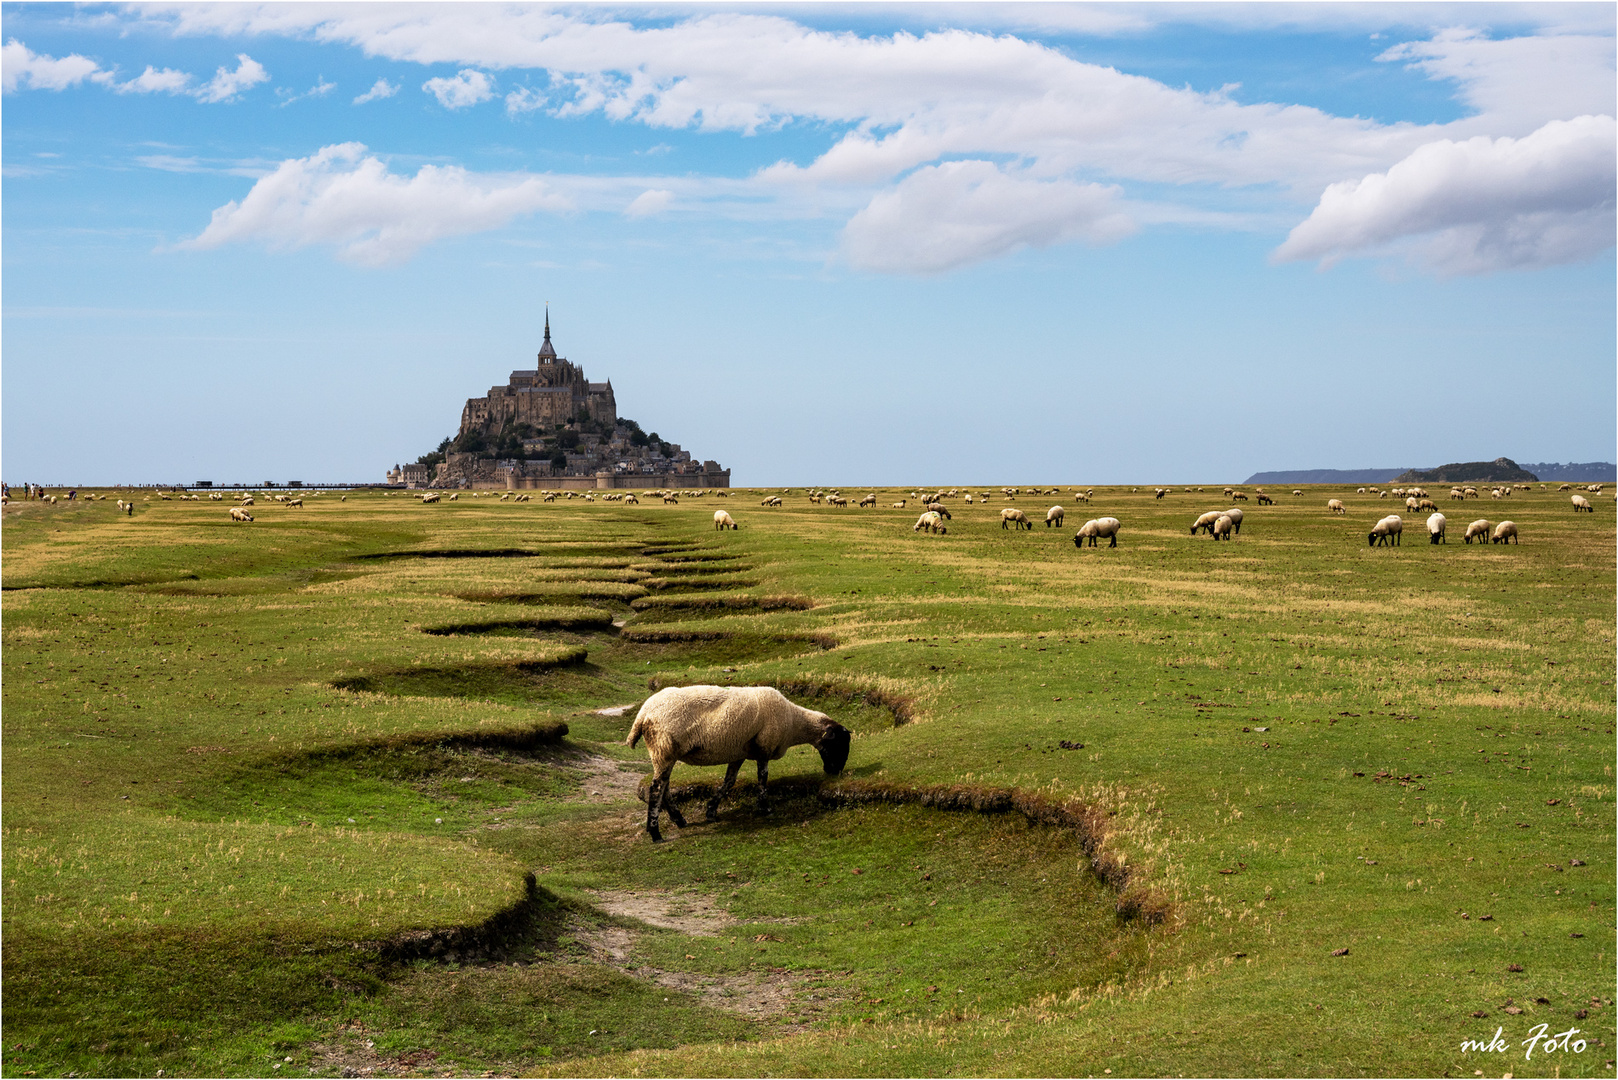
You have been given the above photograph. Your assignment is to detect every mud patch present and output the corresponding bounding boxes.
[570,753,648,804]
[571,891,832,1026]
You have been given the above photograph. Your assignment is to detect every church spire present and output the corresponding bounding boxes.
[538,304,556,362]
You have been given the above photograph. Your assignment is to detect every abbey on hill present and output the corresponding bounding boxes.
[389,314,729,490]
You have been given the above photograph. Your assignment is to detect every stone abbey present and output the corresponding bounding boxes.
[388,314,729,490]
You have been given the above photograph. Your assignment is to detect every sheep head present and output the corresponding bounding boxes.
[816,721,851,776]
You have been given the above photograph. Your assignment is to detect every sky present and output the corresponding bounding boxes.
[3,2,1614,487]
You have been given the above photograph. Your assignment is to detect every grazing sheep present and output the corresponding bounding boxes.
[1417,498,1437,512]
[714,510,738,530]
[287,498,304,508]
[627,685,851,842]
[859,494,877,507]
[1074,516,1121,547]
[230,507,253,522]
[1427,512,1446,544]
[1357,487,1367,494]
[914,510,947,534]
[1405,496,1421,512]
[891,500,907,509]
[448,493,459,501]
[1209,514,1233,541]
[1000,508,1032,530]
[1045,505,1065,528]
[827,495,849,507]
[1326,499,1346,515]
[1191,510,1222,535]
[1368,514,1403,547]
[1224,507,1244,534]
[1292,489,1304,497]
[1572,495,1594,512]
[1228,491,1247,501]
[1154,488,1168,499]
[1492,521,1519,544]
[1463,487,1478,498]
[1450,488,1466,500]
[663,494,679,504]
[1559,483,1573,491]
[1463,519,1491,544]
[240,496,254,506]
[340,495,347,502]
[420,493,441,504]
[925,502,952,520]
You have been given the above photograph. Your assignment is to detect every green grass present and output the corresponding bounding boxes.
[2,485,1613,1077]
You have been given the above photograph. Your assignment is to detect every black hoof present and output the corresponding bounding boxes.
[648,829,664,843]
[705,806,720,822]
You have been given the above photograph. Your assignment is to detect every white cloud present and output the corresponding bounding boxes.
[624,189,674,218]
[504,85,545,114]
[1274,115,1616,274]
[195,53,267,103]
[1380,29,1615,135]
[115,65,193,95]
[136,7,1618,274]
[423,68,493,109]
[179,142,573,265]
[353,77,397,104]
[843,161,1136,274]
[279,77,336,106]
[137,154,204,172]
[2,39,106,91]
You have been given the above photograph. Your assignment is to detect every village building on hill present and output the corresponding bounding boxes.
[388,313,729,490]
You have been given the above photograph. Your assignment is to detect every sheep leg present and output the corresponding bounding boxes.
[707,761,742,821]
[754,759,772,816]
[664,783,689,829]
[645,767,676,842]
[1108,534,1117,548]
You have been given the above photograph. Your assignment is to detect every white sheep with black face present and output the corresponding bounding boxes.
[1464,519,1491,544]
[1427,512,1446,544]
[1369,515,1403,547]
[1074,517,1121,547]
[1572,495,1594,512]
[713,510,738,530]
[627,685,851,842]
[1492,521,1519,544]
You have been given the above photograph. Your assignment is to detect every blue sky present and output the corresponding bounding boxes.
[3,3,1614,486]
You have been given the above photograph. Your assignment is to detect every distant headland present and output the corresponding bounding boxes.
[1247,457,1616,485]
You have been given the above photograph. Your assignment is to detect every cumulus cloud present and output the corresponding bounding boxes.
[624,188,674,218]
[195,53,268,103]
[1380,29,1615,135]
[504,85,545,114]
[1274,115,1617,274]
[2,39,107,91]
[843,161,1136,274]
[423,68,494,109]
[352,77,397,104]
[179,142,573,265]
[134,7,1618,274]
[113,65,192,95]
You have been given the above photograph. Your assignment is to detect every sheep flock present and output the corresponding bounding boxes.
[9,478,1604,558]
